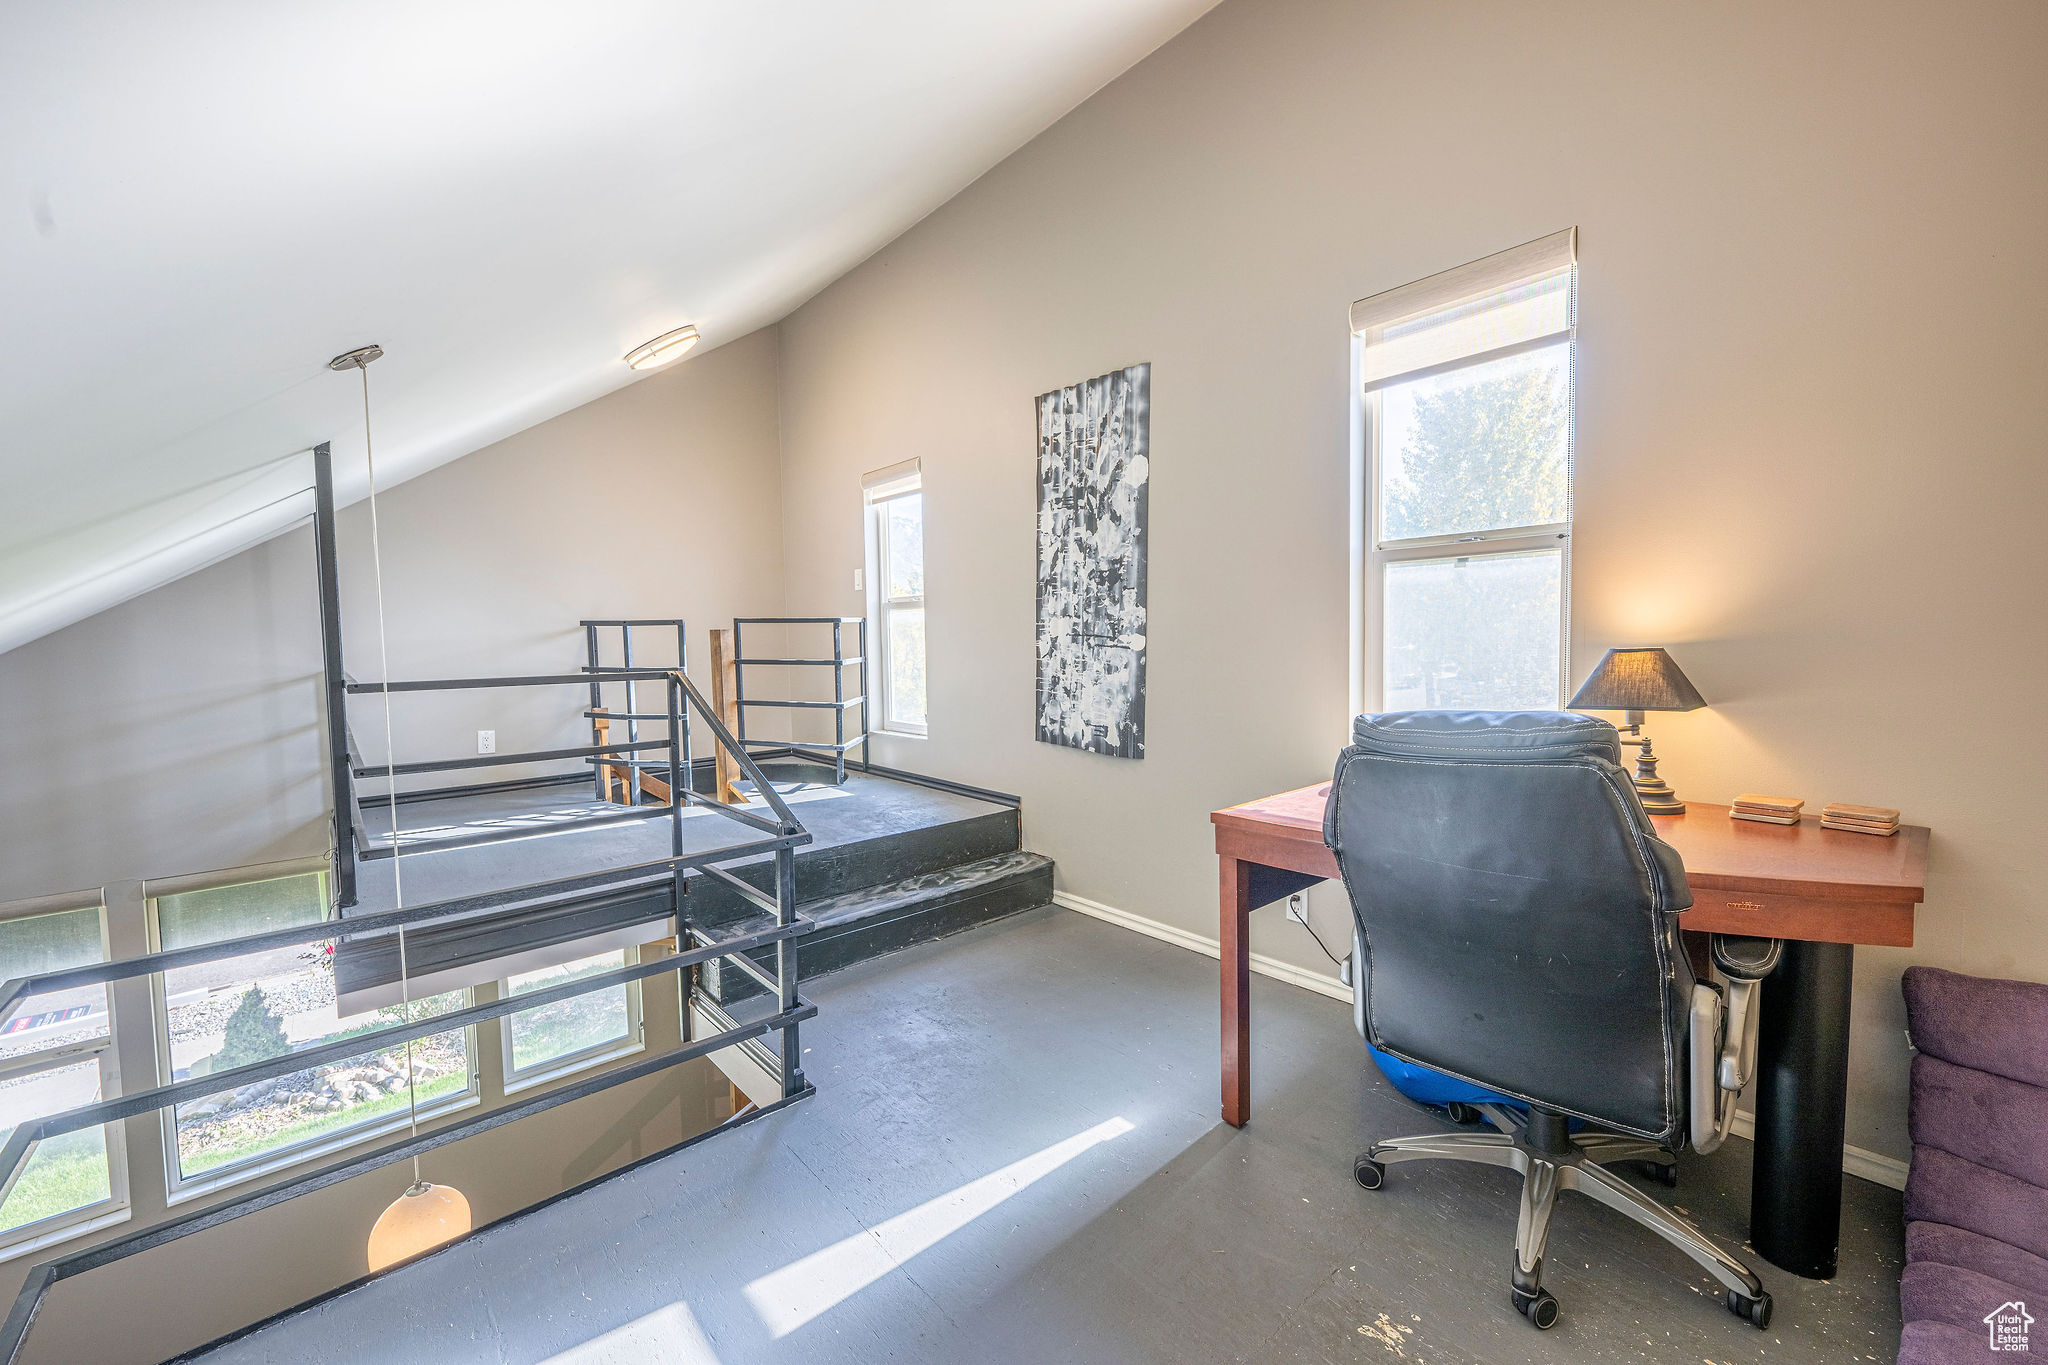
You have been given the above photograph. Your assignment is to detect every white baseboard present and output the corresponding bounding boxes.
[1726,1109,1909,1191]
[1051,890,1351,1002]
[1051,891,1912,1190]
[1843,1146,1912,1192]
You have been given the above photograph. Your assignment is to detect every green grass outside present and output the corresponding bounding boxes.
[509,995,630,1072]
[507,957,632,1073]
[0,1129,111,1233]
[1,971,628,1231]
[179,1068,472,1177]
[0,1078,474,1235]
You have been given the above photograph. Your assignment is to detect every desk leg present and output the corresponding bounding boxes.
[1221,855,1253,1127]
[1750,939,1854,1279]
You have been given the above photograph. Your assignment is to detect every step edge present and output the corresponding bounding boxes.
[711,853,1052,938]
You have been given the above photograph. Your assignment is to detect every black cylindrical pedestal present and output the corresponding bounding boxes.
[1749,938,1854,1279]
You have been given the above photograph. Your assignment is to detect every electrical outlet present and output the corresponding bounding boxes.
[1286,892,1309,925]
[853,568,864,591]
[477,730,496,754]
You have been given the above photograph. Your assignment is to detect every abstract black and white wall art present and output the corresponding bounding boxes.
[1034,362,1150,759]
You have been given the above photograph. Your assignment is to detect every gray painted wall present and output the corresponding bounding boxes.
[0,528,326,902]
[773,0,2048,1167]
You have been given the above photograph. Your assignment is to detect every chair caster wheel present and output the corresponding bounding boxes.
[1511,1285,1559,1329]
[1443,1101,1482,1125]
[1353,1156,1385,1190]
[1727,1288,1773,1330]
[1646,1159,1679,1188]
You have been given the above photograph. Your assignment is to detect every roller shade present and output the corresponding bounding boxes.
[0,905,103,980]
[1353,228,1576,390]
[861,458,921,503]
[156,872,327,952]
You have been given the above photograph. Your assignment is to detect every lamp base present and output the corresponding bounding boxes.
[1634,781,1687,816]
[1629,734,1685,815]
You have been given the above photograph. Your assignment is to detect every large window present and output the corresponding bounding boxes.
[864,460,927,735]
[1355,230,1576,711]
[150,873,475,1190]
[502,949,641,1088]
[0,901,124,1246]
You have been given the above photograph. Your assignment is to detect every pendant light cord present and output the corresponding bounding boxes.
[355,362,426,1186]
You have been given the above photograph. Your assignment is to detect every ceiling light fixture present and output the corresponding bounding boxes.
[624,324,701,370]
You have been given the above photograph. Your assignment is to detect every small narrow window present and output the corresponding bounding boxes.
[864,461,927,735]
[502,948,641,1086]
[1354,230,1576,711]
[0,900,125,1244]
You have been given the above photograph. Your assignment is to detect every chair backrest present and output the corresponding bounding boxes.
[1325,711,1695,1143]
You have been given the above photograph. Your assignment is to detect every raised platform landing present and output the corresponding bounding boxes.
[337,762,1050,1005]
[349,763,999,910]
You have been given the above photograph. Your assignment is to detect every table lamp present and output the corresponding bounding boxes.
[1566,646,1707,814]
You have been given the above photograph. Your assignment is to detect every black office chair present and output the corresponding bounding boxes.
[1324,710,1779,1331]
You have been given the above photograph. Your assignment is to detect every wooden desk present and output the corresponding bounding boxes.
[1213,783,1929,1281]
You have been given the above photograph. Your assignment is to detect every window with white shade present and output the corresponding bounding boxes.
[0,900,125,1248]
[864,460,927,736]
[1354,230,1576,712]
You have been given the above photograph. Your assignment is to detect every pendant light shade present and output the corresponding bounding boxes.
[368,1181,472,1271]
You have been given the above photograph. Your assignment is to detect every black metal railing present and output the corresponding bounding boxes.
[338,667,739,873]
[582,619,693,807]
[0,666,813,1363]
[733,617,870,784]
[0,449,821,1363]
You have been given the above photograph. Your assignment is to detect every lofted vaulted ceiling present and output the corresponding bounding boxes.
[0,0,1215,653]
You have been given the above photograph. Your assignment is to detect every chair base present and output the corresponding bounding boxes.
[1357,1104,1771,1331]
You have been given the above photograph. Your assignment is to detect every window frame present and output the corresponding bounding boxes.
[1354,250,1576,715]
[0,894,130,1257]
[864,465,928,738]
[144,871,480,1201]
[499,946,645,1095]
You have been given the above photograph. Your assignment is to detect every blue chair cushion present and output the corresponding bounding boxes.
[1365,1040,1519,1109]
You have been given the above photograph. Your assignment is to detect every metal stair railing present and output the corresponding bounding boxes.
[581,619,693,806]
[732,617,870,784]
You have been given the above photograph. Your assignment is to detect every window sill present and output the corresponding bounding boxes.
[502,1038,645,1097]
[164,1089,482,1207]
[0,1202,131,1265]
[874,728,927,741]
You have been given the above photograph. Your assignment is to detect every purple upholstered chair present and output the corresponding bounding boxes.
[1899,966,2048,1363]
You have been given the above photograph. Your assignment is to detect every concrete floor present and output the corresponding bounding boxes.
[193,906,1906,1365]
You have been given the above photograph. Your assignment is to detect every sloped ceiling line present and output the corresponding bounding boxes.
[0,0,1219,656]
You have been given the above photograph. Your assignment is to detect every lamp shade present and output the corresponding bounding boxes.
[1567,647,1707,713]
[367,1181,472,1271]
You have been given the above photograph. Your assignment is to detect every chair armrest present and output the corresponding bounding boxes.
[1689,983,1733,1153]
[1711,936,1780,1093]
[1689,936,1783,1153]
[1712,934,1782,981]
[1719,978,1761,1093]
